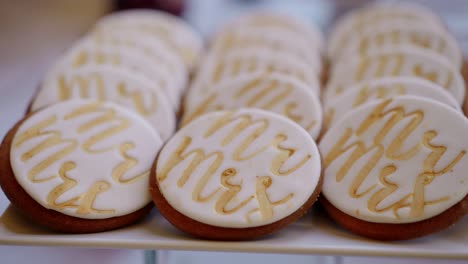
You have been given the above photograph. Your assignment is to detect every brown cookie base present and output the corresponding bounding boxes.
[320,195,467,241]
[149,155,323,240]
[0,114,153,233]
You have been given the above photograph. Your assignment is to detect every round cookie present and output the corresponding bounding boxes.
[182,72,322,140]
[328,2,446,60]
[94,9,203,69]
[0,99,163,233]
[187,48,321,111]
[325,46,465,105]
[319,96,468,240]
[333,22,462,69]
[324,77,461,130]
[151,109,322,240]
[31,65,176,141]
[52,39,181,111]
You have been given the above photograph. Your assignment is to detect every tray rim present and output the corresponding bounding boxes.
[1,205,467,260]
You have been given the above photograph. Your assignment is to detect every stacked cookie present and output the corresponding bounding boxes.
[150,12,325,239]
[320,3,468,240]
[30,9,203,141]
[181,12,324,140]
[323,2,464,129]
[0,10,202,233]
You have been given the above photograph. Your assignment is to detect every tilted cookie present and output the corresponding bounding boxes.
[31,65,176,141]
[325,46,465,105]
[186,48,321,111]
[333,22,462,69]
[50,39,182,111]
[211,26,322,72]
[182,72,322,140]
[324,77,461,130]
[94,9,203,69]
[0,100,163,233]
[328,2,446,60]
[319,96,468,240]
[151,109,322,240]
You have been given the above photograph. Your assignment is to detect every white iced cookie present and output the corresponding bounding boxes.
[211,26,322,72]
[223,12,324,52]
[31,65,176,141]
[333,22,462,68]
[89,28,188,94]
[10,99,163,219]
[324,46,465,105]
[186,48,321,111]
[182,72,322,140]
[155,109,321,229]
[328,2,446,60]
[324,77,461,130]
[320,96,468,224]
[94,9,203,69]
[51,39,182,111]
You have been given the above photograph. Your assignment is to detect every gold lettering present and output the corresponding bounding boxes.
[14,115,78,183]
[157,136,223,203]
[57,73,106,101]
[355,57,370,81]
[46,162,80,208]
[247,176,293,221]
[367,164,398,213]
[180,94,217,127]
[215,168,254,214]
[76,181,114,214]
[112,142,148,184]
[116,82,157,116]
[410,131,465,217]
[46,162,114,215]
[204,112,270,160]
[64,103,130,153]
[270,134,311,176]
[413,64,438,83]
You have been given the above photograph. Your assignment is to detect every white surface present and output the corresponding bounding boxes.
[1,205,467,259]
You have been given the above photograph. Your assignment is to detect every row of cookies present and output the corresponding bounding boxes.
[149,13,327,239]
[318,3,468,240]
[181,12,325,140]
[30,9,203,141]
[323,2,465,131]
[0,10,203,232]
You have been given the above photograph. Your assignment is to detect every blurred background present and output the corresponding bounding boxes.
[0,0,467,263]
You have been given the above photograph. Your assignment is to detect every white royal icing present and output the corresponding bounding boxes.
[333,22,462,69]
[319,96,468,223]
[211,26,322,74]
[186,48,321,111]
[324,46,465,106]
[324,77,461,129]
[182,72,322,140]
[156,109,321,228]
[50,39,182,111]
[89,28,189,94]
[222,12,324,53]
[10,99,163,219]
[327,2,446,60]
[95,9,203,69]
[32,65,176,141]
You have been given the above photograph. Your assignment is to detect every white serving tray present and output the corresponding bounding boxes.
[0,204,466,259]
